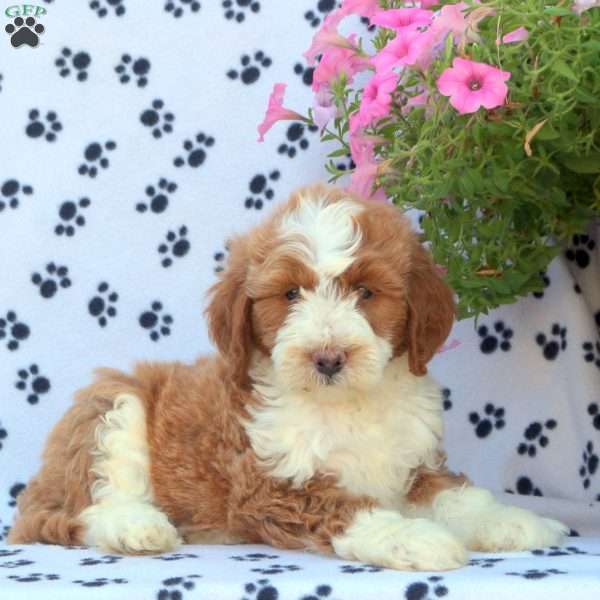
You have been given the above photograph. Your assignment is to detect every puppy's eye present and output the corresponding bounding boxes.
[357,286,374,300]
[285,288,300,301]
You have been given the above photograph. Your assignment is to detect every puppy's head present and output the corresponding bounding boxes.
[206,184,455,391]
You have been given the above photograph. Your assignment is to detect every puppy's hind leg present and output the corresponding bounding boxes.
[80,393,181,554]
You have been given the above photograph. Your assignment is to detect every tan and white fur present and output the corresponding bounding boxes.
[9,183,567,570]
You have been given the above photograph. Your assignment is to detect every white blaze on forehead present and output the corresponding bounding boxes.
[279,193,363,277]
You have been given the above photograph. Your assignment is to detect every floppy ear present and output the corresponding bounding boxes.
[405,243,456,376]
[205,236,254,387]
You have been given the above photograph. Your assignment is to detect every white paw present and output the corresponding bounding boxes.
[332,509,468,571]
[468,506,569,552]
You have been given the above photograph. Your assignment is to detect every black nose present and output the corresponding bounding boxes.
[313,350,346,378]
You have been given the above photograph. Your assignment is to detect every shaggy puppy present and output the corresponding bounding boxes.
[9,184,567,570]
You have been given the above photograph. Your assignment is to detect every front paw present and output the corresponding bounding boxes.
[333,509,468,571]
[468,506,568,552]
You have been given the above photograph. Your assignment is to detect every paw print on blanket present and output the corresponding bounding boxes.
[15,364,51,405]
[165,0,201,18]
[468,557,504,568]
[222,0,260,23]
[532,271,550,299]
[1,559,35,569]
[588,403,600,430]
[213,243,230,274]
[251,564,302,575]
[152,553,199,561]
[8,573,60,583]
[242,579,279,600]
[565,233,595,269]
[227,51,271,84]
[404,576,448,600]
[505,476,543,497]
[139,301,173,341]
[582,340,600,369]
[300,584,335,600]
[88,282,118,327]
[278,123,318,158]
[26,109,62,142]
[137,178,177,214]
[140,99,175,138]
[158,226,190,267]
[245,171,280,210]
[477,320,513,353]
[157,575,202,599]
[31,263,71,298]
[1,179,33,211]
[78,141,116,177]
[517,419,557,457]
[304,0,338,27]
[231,553,279,562]
[0,311,30,351]
[174,132,215,168]
[340,564,383,574]
[441,388,452,411]
[55,197,91,236]
[89,0,126,18]
[294,62,314,86]
[5,16,44,48]
[73,577,128,587]
[8,483,26,507]
[536,323,567,360]
[55,48,91,81]
[579,441,598,489]
[0,421,7,450]
[532,546,589,557]
[79,555,122,566]
[469,403,505,438]
[506,569,566,580]
[115,54,150,87]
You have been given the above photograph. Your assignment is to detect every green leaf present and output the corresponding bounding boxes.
[552,60,578,82]
[560,153,600,174]
[543,7,575,16]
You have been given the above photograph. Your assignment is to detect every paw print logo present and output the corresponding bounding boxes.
[506,569,566,580]
[139,301,173,341]
[1,179,33,212]
[565,233,595,269]
[26,109,62,142]
[340,564,383,574]
[55,198,91,236]
[78,141,116,177]
[579,441,598,489]
[73,578,127,587]
[304,0,338,27]
[582,340,600,369]
[137,178,177,214]
[0,422,7,451]
[140,99,175,138]
[89,0,126,17]
[505,476,543,497]
[165,0,201,18]
[115,54,150,87]
[55,48,91,81]
[242,579,279,600]
[213,243,230,274]
[5,16,44,48]
[278,123,318,158]
[8,483,26,507]
[535,323,567,360]
[404,576,448,600]
[158,226,191,267]
[532,271,550,299]
[588,403,600,430]
[517,419,557,457]
[293,62,314,86]
[174,132,215,168]
[8,573,60,583]
[0,311,30,351]
[251,564,302,575]
[441,388,452,411]
[79,555,122,566]
[31,262,71,298]
[245,171,280,210]
[468,403,506,438]
[15,364,51,405]
[157,575,202,599]
[477,320,513,354]
[227,51,272,84]
[222,0,260,22]
[88,282,118,327]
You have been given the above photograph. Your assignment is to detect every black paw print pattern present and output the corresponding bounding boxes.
[404,576,448,600]
[518,419,557,457]
[231,553,279,562]
[278,123,318,158]
[73,577,128,587]
[245,170,280,210]
[340,564,383,574]
[532,545,588,557]
[213,243,229,274]
[565,233,596,269]
[8,483,26,508]
[293,62,315,86]
[55,48,91,81]
[506,569,566,580]
[469,557,504,568]
[305,0,338,27]
[31,262,71,298]
[88,282,118,327]
[115,54,150,87]
[242,580,278,600]
[158,226,190,267]
[174,132,215,168]
[26,109,62,142]
[441,388,452,410]
[139,301,173,341]
[300,585,333,600]
[165,0,201,18]
[5,16,44,48]
[140,99,175,138]
[222,0,260,23]
[579,441,598,489]
[251,564,302,575]
[477,320,513,354]
[78,141,116,177]
[79,555,122,566]
[1,179,32,212]
[8,573,60,583]
[2,558,35,568]
[0,422,7,451]
[227,51,272,85]
[505,476,543,497]
[137,178,177,214]
[0,548,23,557]
[152,552,200,561]
[0,73,3,93]
[582,340,600,369]
[0,311,30,351]
[157,575,202,599]
[89,0,126,17]
[469,403,506,438]
[15,364,51,405]
[532,271,550,299]
[588,403,600,430]
[536,323,567,360]
[55,198,91,236]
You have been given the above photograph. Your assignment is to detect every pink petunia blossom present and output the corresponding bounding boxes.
[430,2,469,44]
[402,89,430,114]
[312,35,370,92]
[572,0,600,14]
[419,0,439,8]
[352,71,399,131]
[312,87,339,130]
[257,83,305,142]
[303,12,357,66]
[370,7,433,31]
[347,135,387,201]
[339,0,383,18]
[371,27,436,72]
[498,26,529,44]
[437,58,511,114]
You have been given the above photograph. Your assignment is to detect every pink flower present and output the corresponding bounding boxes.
[370,8,433,31]
[303,12,357,66]
[437,58,511,114]
[402,89,430,114]
[430,2,468,44]
[312,88,339,130]
[347,135,387,201]
[420,0,439,7]
[339,0,383,18]
[371,28,435,72]
[352,71,398,131]
[572,0,600,14]
[499,26,529,44]
[312,36,369,92]
[257,83,305,142]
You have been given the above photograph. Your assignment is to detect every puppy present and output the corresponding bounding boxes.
[9,183,567,570]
